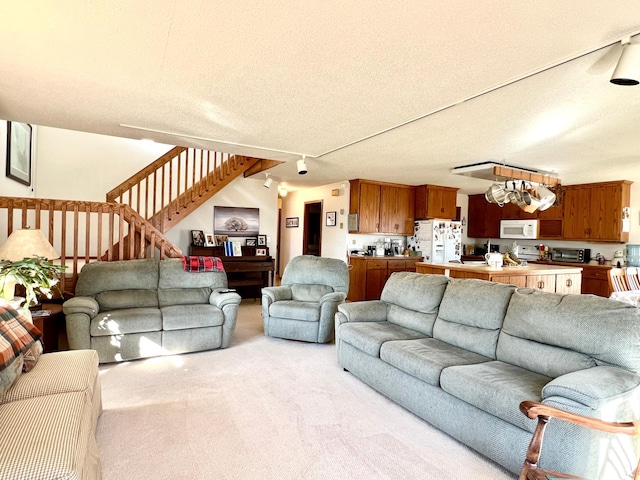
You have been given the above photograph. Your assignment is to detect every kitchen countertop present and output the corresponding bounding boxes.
[530,260,610,269]
[416,261,583,275]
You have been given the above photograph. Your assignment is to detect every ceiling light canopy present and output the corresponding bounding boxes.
[611,39,640,86]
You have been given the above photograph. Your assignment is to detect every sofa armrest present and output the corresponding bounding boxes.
[336,300,388,324]
[261,286,292,303]
[62,296,99,351]
[319,291,347,305]
[542,366,640,409]
[63,296,99,318]
[209,289,242,309]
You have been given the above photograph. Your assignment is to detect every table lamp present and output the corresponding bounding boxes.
[0,227,62,305]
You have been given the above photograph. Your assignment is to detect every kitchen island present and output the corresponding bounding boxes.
[416,261,582,294]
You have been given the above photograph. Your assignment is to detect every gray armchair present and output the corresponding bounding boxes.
[261,255,349,343]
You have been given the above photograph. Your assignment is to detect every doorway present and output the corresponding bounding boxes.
[303,201,323,256]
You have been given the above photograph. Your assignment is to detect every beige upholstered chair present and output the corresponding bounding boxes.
[261,255,349,343]
[519,401,640,480]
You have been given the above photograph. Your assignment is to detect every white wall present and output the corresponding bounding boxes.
[35,127,172,201]
[279,181,350,272]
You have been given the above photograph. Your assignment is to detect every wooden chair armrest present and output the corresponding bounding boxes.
[520,401,640,436]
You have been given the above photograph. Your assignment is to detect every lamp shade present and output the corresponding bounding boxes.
[0,229,60,261]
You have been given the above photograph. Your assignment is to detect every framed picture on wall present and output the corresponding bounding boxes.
[6,121,32,186]
[326,211,337,226]
[214,206,259,237]
[285,217,299,228]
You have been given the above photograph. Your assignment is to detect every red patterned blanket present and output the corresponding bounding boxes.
[181,256,225,272]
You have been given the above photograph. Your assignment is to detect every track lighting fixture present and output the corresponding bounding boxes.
[263,174,273,188]
[297,156,308,175]
[611,38,640,86]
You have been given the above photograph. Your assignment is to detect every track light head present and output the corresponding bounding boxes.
[297,157,308,175]
[611,41,640,86]
[263,174,273,188]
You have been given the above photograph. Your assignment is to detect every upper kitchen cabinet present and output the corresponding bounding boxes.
[562,180,631,242]
[467,193,502,239]
[349,179,415,235]
[415,184,459,220]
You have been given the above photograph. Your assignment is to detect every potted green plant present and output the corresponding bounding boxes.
[0,256,67,306]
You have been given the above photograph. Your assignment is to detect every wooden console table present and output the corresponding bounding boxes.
[189,246,275,299]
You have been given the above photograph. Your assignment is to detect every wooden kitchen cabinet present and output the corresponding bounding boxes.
[415,184,459,220]
[537,203,563,239]
[349,179,415,235]
[580,265,612,297]
[555,273,582,294]
[501,202,537,220]
[348,256,423,301]
[526,274,556,293]
[467,194,502,239]
[562,181,631,242]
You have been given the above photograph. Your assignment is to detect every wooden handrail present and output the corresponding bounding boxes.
[0,196,182,295]
[105,146,249,232]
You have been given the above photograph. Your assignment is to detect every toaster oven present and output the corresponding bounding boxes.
[552,248,591,264]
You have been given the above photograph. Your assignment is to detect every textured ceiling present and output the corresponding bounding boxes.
[1,2,640,194]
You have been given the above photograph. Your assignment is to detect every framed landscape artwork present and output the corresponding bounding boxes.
[214,206,259,237]
[6,121,32,186]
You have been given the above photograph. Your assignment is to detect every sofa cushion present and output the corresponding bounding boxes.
[75,258,159,296]
[158,287,212,307]
[1,350,100,405]
[433,279,515,359]
[440,360,551,432]
[95,289,159,310]
[0,391,100,480]
[497,289,640,376]
[90,307,162,336]
[381,272,449,335]
[22,340,43,373]
[290,284,334,302]
[269,300,320,322]
[380,337,491,386]
[339,321,427,357]
[161,304,225,330]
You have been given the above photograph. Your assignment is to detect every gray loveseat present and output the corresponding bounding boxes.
[336,272,640,478]
[63,258,241,363]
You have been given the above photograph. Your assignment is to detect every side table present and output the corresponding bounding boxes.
[31,303,65,353]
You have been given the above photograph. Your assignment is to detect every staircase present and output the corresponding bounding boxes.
[0,146,278,294]
[106,147,264,234]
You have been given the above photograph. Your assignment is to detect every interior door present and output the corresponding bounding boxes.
[303,201,323,256]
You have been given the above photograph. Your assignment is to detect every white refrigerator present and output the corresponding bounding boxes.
[408,220,462,263]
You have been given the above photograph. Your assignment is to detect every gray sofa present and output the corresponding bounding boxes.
[335,272,640,479]
[262,255,349,343]
[63,258,241,363]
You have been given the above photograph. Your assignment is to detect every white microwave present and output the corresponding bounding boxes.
[499,219,538,240]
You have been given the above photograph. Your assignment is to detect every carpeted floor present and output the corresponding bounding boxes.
[96,300,516,480]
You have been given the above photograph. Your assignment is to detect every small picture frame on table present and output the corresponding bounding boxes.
[191,230,205,247]
[215,234,229,246]
[256,248,267,256]
[257,234,267,246]
[205,233,216,246]
[326,211,337,227]
[246,237,257,247]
